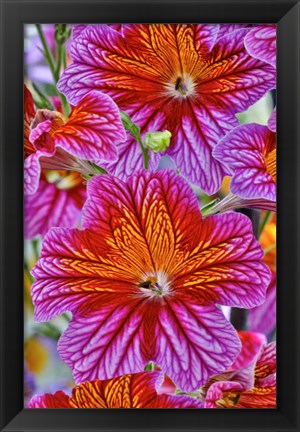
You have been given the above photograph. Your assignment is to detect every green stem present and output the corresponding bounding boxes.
[119,110,149,169]
[137,136,149,169]
[201,198,220,217]
[63,45,67,69]
[61,95,70,117]
[35,322,61,340]
[36,24,57,79]
[32,238,40,262]
[259,210,272,237]
[56,43,63,78]
[32,83,54,110]
[24,264,34,284]
[88,161,108,174]
[36,24,70,117]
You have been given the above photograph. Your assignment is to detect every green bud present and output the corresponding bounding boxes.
[119,110,133,130]
[144,130,172,153]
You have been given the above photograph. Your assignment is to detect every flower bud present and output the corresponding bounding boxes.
[144,130,171,153]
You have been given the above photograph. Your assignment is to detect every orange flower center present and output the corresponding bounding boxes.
[44,170,83,190]
[265,148,276,182]
[215,391,241,408]
[138,271,172,298]
[165,73,196,99]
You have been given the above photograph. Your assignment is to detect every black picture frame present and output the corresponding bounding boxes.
[0,0,299,431]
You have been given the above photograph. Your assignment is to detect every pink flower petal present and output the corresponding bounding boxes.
[31,228,136,322]
[25,119,56,195]
[123,24,220,55]
[24,152,43,195]
[167,103,237,194]
[232,331,267,370]
[268,107,276,132]
[213,123,276,201]
[29,119,52,147]
[198,28,276,112]
[244,25,276,68]
[153,299,241,392]
[28,391,70,408]
[58,297,149,383]
[58,294,241,392]
[248,273,276,335]
[24,176,86,239]
[53,90,126,163]
[82,169,202,254]
[217,24,252,39]
[174,212,271,309]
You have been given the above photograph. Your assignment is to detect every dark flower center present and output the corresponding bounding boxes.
[175,77,188,95]
[138,276,163,295]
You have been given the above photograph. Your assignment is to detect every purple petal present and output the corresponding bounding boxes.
[248,273,276,335]
[244,25,276,68]
[217,24,253,39]
[167,102,237,194]
[24,177,85,239]
[153,300,242,392]
[54,90,126,164]
[58,298,148,384]
[24,153,41,195]
[213,123,276,201]
[268,107,276,132]
[200,28,276,112]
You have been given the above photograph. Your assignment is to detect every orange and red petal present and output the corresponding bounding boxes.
[24,85,36,157]
[174,212,271,309]
[28,390,71,408]
[82,170,203,275]
[53,90,125,164]
[231,331,267,370]
[31,226,139,322]
[28,372,202,408]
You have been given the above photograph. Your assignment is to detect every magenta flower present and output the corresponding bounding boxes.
[24,172,86,239]
[31,169,271,392]
[200,342,276,408]
[213,123,276,201]
[24,85,125,195]
[57,24,275,194]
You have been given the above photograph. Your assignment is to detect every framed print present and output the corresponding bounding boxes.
[1,0,300,431]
